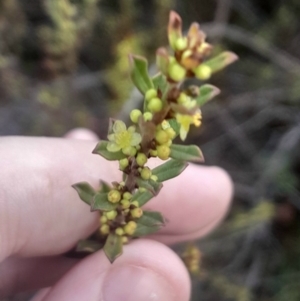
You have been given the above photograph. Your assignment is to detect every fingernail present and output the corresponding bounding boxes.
[103,265,176,301]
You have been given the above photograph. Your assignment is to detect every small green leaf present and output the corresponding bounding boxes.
[196,84,220,107]
[152,72,168,97]
[203,51,238,73]
[72,182,96,205]
[138,211,165,227]
[92,141,126,161]
[103,233,123,263]
[76,240,103,253]
[99,180,111,193]
[170,144,204,162]
[156,47,169,75]
[133,223,161,237]
[131,190,153,206]
[91,193,117,211]
[136,178,163,195]
[130,54,154,94]
[152,159,188,182]
[168,119,180,135]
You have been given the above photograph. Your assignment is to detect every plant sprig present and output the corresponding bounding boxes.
[73,11,238,263]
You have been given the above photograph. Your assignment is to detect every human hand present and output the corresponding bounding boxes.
[0,129,232,301]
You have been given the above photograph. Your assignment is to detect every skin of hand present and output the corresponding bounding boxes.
[0,128,233,301]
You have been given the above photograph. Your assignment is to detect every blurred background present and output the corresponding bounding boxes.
[1,0,300,300]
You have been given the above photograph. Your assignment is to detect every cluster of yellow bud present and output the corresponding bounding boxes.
[161,11,214,83]
[168,57,186,82]
[149,119,177,161]
[145,89,163,113]
[99,186,144,240]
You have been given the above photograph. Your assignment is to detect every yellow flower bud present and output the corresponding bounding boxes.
[168,62,186,82]
[194,64,212,80]
[119,158,129,170]
[122,146,137,156]
[131,201,139,207]
[161,120,170,130]
[138,187,146,193]
[115,227,124,236]
[130,109,142,123]
[157,145,171,160]
[124,221,137,235]
[178,92,187,104]
[122,236,129,244]
[145,89,157,101]
[131,208,143,218]
[108,189,121,203]
[141,167,152,180]
[100,216,108,224]
[106,210,118,220]
[143,112,153,121]
[136,153,148,166]
[148,97,163,113]
[175,37,188,51]
[151,175,158,182]
[150,149,158,157]
[155,130,169,145]
[100,224,110,235]
[123,192,132,200]
[166,128,176,139]
[121,199,131,209]
[164,139,172,146]
[128,125,136,133]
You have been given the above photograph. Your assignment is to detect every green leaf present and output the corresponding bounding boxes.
[72,182,96,205]
[203,51,238,73]
[91,193,117,211]
[131,190,153,206]
[138,211,165,227]
[152,159,188,182]
[130,54,154,94]
[156,47,169,75]
[136,178,163,195]
[99,180,111,193]
[92,141,126,161]
[170,144,204,162]
[133,223,161,237]
[76,240,103,253]
[152,73,168,97]
[196,84,220,107]
[103,233,123,263]
[168,119,180,135]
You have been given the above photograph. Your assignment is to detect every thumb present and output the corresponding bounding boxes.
[31,240,190,301]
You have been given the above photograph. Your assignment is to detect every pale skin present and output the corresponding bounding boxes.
[0,129,233,301]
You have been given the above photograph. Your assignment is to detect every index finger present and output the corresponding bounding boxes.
[0,137,232,261]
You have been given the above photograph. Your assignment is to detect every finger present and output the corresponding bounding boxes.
[0,137,120,261]
[0,256,77,298]
[30,288,51,301]
[0,137,232,260]
[146,165,232,244]
[31,240,190,301]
